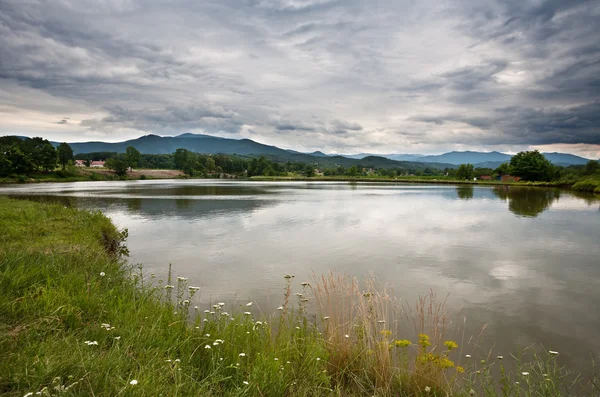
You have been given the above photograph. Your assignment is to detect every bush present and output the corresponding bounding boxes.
[572,179,600,192]
[139,174,147,180]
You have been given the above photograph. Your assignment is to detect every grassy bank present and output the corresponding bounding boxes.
[1,198,598,396]
[0,169,186,184]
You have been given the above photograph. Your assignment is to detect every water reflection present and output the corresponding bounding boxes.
[456,185,474,200]
[492,186,561,217]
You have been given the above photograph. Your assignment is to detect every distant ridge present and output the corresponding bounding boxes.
[39,133,457,170]
[8,133,593,167]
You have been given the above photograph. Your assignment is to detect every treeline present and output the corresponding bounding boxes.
[451,150,600,186]
[3,136,599,189]
[0,136,74,177]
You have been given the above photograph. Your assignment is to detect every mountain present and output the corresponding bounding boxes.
[14,132,591,167]
[415,151,512,165]
[541,152,590,166]
[52,133,454,170]
[342,153,423,161]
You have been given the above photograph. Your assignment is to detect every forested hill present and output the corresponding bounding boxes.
[53,133,456,170]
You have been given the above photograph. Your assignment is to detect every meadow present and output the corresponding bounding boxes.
[0,197,597,396]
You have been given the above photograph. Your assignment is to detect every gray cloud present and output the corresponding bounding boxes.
[0,0,598,156]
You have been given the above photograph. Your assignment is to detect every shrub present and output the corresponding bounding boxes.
[572,179,600,192]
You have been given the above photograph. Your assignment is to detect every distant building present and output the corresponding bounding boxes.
[75,160,86,167]
[480,175,492,180]
[90,160,105,168]
[498,175,521,182]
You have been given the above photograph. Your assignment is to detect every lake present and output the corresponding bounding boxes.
[2,180,599,370]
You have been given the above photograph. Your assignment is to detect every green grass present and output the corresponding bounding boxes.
[572,179,600,193]
[1,198,598,396]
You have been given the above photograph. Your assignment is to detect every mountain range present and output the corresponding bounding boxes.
[341,150,592,167]
[12,133,594,168]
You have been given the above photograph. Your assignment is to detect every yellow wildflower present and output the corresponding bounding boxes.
[394,339,412,348]
[456,366,465,373]
[380,330,392,337]
[418,333,431,348]
[444,340,458,350]
[437,356,455,369]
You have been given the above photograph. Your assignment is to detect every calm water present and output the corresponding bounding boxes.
[2,180,599,369]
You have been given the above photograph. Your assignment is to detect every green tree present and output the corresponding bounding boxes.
[509,150,554,181]
[305,164,315,177]
[346,165,359,177]
[584,160,599,176]
[22,137,56,171]
[105,155,129,177]
[57,142,74,170]
[494,162,512,176]
[39,143,57,171]
[456,163,474,180]
[125,146,141,169]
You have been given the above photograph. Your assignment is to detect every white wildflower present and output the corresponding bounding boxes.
[345,334,349,338]
[300,282,310,287]
[129,380,138,385]
[205,334,210,337]
[522,372,529,376]
[323,316,330,320]
[243,381,249,385]
[274,358,278,361]
[246,302,253,307]
[244,311,251,315]
[377,320,385,324]
[497,355,503,360]
[316,358,321,361]
[239,353,246,357]
[205,345,211,349]
[194,306,198,310]
[165,285,174,289]
[99,272,105,277]
[114,336,121,340]
[203,319,208,322]
[204,309,210,313]
[549,350,559,355]
[218,302,225,306]
[221,312,228,316]
[425,386,431,393]
[177,277,188,281]
[255,321,263,325]
[296,293,303,297]
[277,306,283,311]
[24,393,34,397]
[470,390,475,396]
[465,354,471,358]
[183,300,190,304]
[84,341,98,346]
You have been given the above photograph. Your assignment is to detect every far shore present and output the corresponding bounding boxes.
[2,168,596,194]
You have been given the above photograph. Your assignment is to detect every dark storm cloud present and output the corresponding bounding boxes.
[0,0,598,154]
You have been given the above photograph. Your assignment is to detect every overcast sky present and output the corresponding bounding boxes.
[1,0,599,157]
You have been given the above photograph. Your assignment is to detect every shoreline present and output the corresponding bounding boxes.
[2,170,599,196]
